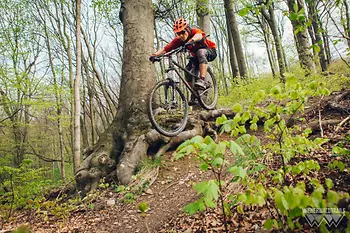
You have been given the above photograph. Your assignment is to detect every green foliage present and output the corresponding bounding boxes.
[0,159,53,219]
[328,160,346,172]
[176,76,348,232]
[137,201,149,217]
[217,76,279,108]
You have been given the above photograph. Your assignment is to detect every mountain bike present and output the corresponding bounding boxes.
[148,45,218,137]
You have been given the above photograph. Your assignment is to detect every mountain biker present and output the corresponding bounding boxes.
[149,17,217,105]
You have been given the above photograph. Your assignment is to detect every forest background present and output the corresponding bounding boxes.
[0,0,349,231]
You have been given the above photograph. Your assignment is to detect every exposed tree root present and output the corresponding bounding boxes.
[75,108,236,194]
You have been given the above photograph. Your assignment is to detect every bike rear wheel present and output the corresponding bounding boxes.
[148,80,188,137]
[197,68,217,110]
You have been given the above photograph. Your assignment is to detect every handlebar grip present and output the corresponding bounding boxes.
[149,56,161,63]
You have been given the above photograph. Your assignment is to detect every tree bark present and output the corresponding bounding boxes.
[307,1,327,71]
[287,0,316,75]
[259,16,277,77]
[261,3,286,82]
[74,0,82,173]
[225,10,239,79]
[224,0,247,78]
[343,0,350,48]
[196,0,210,35]
[75,0,157,194]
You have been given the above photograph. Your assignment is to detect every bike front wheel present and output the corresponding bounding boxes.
[148,80,188,137]
[197,68,218,110]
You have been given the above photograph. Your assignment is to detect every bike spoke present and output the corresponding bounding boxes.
[149,81,188,137]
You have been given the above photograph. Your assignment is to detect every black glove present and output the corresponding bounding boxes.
[184,41,194,49]
[149,55,157,63]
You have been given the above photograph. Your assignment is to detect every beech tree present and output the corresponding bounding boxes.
[286,0,316,74]
[75,0,157,193]
[260,1,286,81]
[74,0,82,173]
[224,0,247,78]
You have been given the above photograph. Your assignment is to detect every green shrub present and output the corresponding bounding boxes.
[0,159,53,219]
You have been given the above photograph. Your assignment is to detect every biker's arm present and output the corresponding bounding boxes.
[189,33,203,43]
[152,48,166,57]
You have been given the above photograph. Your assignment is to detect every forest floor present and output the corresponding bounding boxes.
[1,89,349,233]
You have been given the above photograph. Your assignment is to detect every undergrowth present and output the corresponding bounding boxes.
[218,66,348,108]
[176,72,350,232]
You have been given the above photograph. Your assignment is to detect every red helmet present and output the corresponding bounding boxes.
[173,18,188,33]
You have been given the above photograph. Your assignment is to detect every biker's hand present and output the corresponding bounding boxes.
[149,55,157,63]
[184,40,194,49]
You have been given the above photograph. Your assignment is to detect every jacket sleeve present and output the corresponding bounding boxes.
[164,38,183,52]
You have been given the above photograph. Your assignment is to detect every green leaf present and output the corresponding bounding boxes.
[227,166,247,179]
[216,114,227,125]
[237,204,244,214]
[285,73,298,86]
[250,123,258,131]
[204,136,215,145]
[233,113,241,123]
[275,190,288,212]
[237,193,247,203]
[325,178,333,189]
[212,157,224,168]
[194,181,208,194]
[184,202,201,215]
[289,13,298,20]
[137,201,149,213]
[207,180,219,201]
[214,141,227,156]
[252,90,266,103]
[327,190,339,204]
[174,145,195,160]
[229,141,244,155]
[191,135,204,144]
[238,7,249,17]
[233,103,243,113]
[200,162,209,171]
[255,195,266,206]
[287,217,295,230]
[308,81,318,90]
[194,180,219,201]
[241,111,251,123]
[204,197,217,208]
[271,85,282,95]
[264,219,274,230]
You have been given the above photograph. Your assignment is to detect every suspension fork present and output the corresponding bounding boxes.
[165,58,178,107]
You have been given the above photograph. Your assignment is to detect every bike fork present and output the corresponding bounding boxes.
[164,81,178,109]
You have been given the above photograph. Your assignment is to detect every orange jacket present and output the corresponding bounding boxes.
[164,27,216,56]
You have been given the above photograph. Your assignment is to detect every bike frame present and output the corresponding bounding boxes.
[164,50,200,99]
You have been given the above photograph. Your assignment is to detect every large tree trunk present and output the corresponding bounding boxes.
[343,0,350,49]
[225,10,239,79]
[287,0,316,74]
[75,0,156,194]
[74,0,82,173]
[224,0,247,78]
[259,16,277,77]
[261,3,286,82]
[307,1,327,71]
[196,0,210,34]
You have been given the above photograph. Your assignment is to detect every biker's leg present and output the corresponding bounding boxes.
[199,63,207,80]
[195,48,217,90]
[194,49,209,89]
